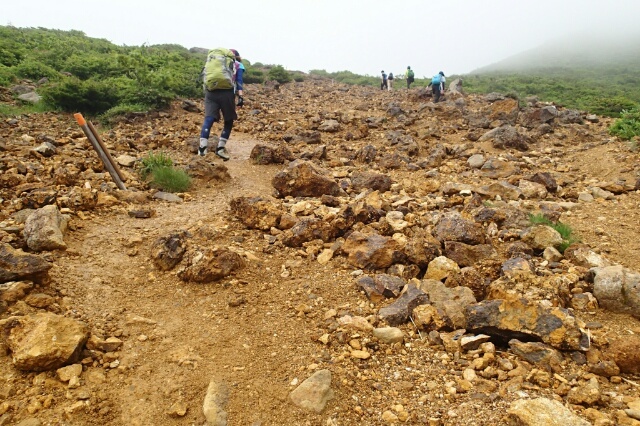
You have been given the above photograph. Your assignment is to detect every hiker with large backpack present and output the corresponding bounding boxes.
[406,66,415,89]
[429,71,446,103]
[387,72,394,91]
[198,48,242,160]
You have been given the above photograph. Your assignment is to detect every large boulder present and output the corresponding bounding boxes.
[1,313,89,371]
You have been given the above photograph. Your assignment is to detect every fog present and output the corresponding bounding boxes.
[4,0,640,76]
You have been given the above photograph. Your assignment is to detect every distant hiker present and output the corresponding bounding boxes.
[429,71,446,103]
[406,66,415,89]
[381,70,388,90]
[198,48,241,160]
[387,72,394,90]
[230,49,245,107]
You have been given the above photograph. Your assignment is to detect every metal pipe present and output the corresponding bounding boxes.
[74,113,127,190]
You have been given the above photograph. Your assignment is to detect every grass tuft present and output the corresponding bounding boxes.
[528,213,581,253]
[149,166,191,193]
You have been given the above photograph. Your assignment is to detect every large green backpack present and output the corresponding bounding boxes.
[203,48,236,91]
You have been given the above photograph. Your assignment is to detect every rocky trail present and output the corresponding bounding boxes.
[1,78,640,425]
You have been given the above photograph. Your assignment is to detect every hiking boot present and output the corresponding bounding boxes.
[198,146,207,156]
[215,146,230,161]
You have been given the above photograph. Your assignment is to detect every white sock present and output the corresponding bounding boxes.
[217,138,228,149]
[199,138,208,148]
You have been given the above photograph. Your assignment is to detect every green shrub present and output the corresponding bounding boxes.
[140,150,173,178]
[0,65,18,86]
[40,77,120,114]
[149,166,191,193]
[243,67,265,84]
[609,107,640,141]
[267,65,292,83]
[14,59,60,81]
[98,103,147,125]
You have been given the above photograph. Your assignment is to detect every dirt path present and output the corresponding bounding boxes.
[47,134,360,425]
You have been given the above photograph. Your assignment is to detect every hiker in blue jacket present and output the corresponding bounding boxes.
[381,70,388,90]
[429,71,445,103]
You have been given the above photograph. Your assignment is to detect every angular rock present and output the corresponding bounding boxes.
[425,256,461,281]
[433,212,486,245]
[289,369,334,413]
[272,160,341,198]
[521,225,563,251]
[178,247,245,283]
[378,284,429,326]
[356,274,405,302]
[519,179,548,199]
[444,242,497,267]
[465,298,589,351]
[249,144,293,164]
[23,204,68,251]
[417,279,476,329]
[0,243,52,284]
[373,327,404,344]
[153,191,183,203]
[150,232,188,271]
[350,171,392,192]
[528,172,558,193]
[567,377,601,406]
[484,98,519,124]
[591,265,640,316]
[506,397,590,426]
[475,181,522,201]
[564,244,610,268]
[230,196,282,231]
[402,232,442,269]
[57,363,83,382]
[519,106,558,128]
[445,267,488,301]
[0,280,34,303]
[203,379,229,426]
[509,339,563,372]
[2,313,89,371]
[282,217,334,248]
[342,231,400,270]
[479,125,531,151]
[609,334,640,374]
[185,158,231,182]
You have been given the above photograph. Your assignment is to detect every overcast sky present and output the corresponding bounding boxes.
[4,0,640,77]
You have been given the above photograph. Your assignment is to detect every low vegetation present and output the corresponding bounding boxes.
[529,213,581,253]
[0,26,289,119]
[139,151,191,193]
[609,107,640,142]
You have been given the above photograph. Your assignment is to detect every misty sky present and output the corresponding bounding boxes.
[4,0,640,77]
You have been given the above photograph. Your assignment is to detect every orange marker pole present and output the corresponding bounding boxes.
[87,120,126,183]
[74,113,127,190]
